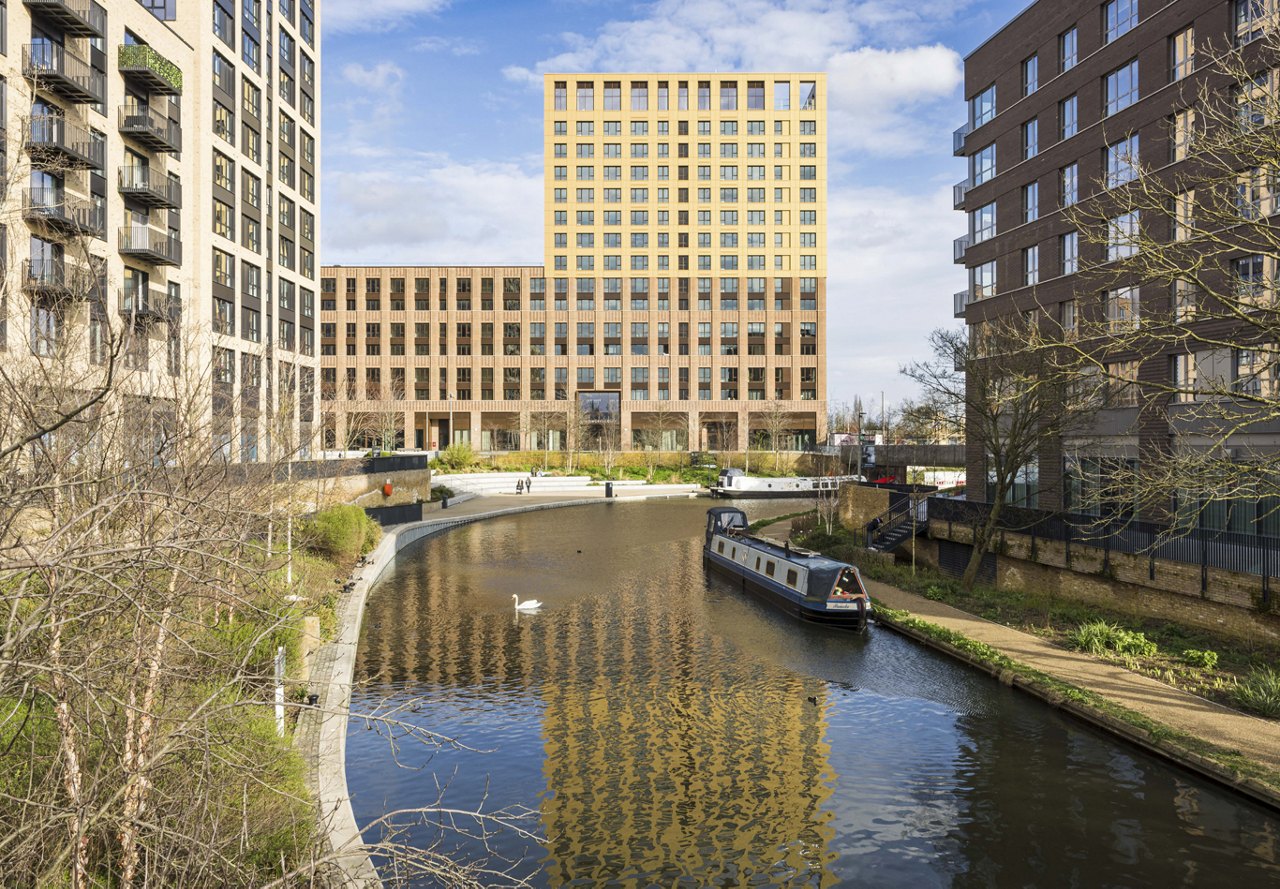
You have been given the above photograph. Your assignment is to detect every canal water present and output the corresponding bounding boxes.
[348,499,1280,887]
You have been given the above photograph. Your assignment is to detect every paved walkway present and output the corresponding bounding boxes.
[754,514,1280,772]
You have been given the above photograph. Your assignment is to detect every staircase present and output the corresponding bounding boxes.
[866,496,927,552]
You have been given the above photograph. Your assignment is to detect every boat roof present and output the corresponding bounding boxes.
[729,531,853,572]
[707,506,748,518]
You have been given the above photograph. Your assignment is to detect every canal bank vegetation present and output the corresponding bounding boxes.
[790,517,1280,720]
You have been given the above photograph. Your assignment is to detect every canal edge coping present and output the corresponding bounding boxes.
[302,492,702,886]
[872,608,1280,815]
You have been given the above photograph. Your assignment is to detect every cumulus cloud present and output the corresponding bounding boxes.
[502,0,964,158]
[415,35,482,56]
[322,156,543,265]
[324,0,450,33]
[341,61,406,92]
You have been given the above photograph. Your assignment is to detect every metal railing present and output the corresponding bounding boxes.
[26,114,103,168]
[23,0,105,36]
[117,105,182,152]
[23,43,105,104]
[120,282,167,320]
[929,497,1280,598]
[118,165,182,207]
[22,187,104,235]
[118,225,182,265]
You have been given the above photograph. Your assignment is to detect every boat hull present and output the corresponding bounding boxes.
[710,487,825,499]
[703,549,869,629]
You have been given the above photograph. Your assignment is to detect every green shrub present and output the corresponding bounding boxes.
[302,505,380,563]
[430,485,455,502]
[1181,648,1219,671]
[1233,667,1280,718]
[1069,620,1158,658]
[434,442,478,471]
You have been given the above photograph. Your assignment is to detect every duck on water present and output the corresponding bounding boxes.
[702,507,872,630]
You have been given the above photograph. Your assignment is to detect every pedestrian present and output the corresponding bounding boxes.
[526,474,533,492]
[516,479,524,494]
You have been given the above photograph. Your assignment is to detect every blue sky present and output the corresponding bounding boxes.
[320,0,1028,409]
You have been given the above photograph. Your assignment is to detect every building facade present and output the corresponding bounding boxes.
[322,72,827,454]
[953,0,1265,517]
[2,0,320,461]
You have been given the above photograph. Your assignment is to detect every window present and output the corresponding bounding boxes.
[799,80,817,110]
[1236,0,1271,45]
[1104,0,1138,43]
[1170,108,1197,161]
[1060,299,1078,337]
[213,198,234,238]
[213,101,234,144]
[1060,27,1078,71]
[1024,245,1040,286]
[1022,119,1038,159]
[1106,286,1139,330]
[1106,359,1140,406]
[242,32,259,71]
[214,3,233,44]
[1237,168,1266,220]
[1022,55,1038,96]
[1107,211,1140,261]
[1060,95,1078,139]
[1105,134,1139,187]
[1170,27,1195,81]
[970,84,996,128]
[1233,254,1267,302]
[1061,163,1078,207]
[774,81,790,110]
[1174,189,1196,240]
[1105,60,1140,116]
[576,82,594,110]
[971,260,996,299]
[971,202,996,244]
[1023,181,1039,223]
[1171,353,1197,402]
[971,143,996,186]
[1061,231,1079,275]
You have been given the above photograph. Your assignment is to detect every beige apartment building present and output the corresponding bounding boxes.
[322,73,826,454]
[2,0,320,461]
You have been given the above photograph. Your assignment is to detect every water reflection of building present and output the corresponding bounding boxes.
[354,523,841,884]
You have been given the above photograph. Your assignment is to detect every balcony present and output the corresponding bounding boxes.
[953,289,971,318]
[22,0,104,37]
[22,188,104,238]
[118,43,183,96]
[953,123,970,156]
[25,114,103,169]
[118,105,181,153]
[120,282,168,323]
[21,258,92,298]
[23,44,105,104]
[953,234,971,263]
[118,166,181,209]
[953,178,969,209]
[118,225,182,266]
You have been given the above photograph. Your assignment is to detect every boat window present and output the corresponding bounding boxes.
[765,561,775,577]
[754,557,760,570]
[717,541,724,554]
[731,546,736,559]
[786,569,798,586]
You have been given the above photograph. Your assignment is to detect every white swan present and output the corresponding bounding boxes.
[513,594,542,611]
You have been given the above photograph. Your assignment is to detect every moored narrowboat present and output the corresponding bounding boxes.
[702,507,871,629]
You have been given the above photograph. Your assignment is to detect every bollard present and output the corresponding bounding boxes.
[605,482,614,499]
[441,496,449,509]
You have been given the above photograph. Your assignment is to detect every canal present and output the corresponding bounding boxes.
[348,498,1280,886]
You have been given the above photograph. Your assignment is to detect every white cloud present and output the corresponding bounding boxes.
[324,0,450,33]
[322,156,543,266]
[415,35,482,56]
[825,182,964,402]
[502,0,964,157]
[341,61,406,92]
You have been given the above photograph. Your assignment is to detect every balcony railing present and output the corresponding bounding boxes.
[21,258,93,297]
[953,178,969,209]
[953,123,970,156]
[117,43,183,95]
[22,0,105,37]
[953,234,971,263]
[23,43,105,104]
[25,114,103,169]
[118,105,181,153]
[953,289,971,318]
[118,225,182,266]
[120,282,168,322]
[22,187,105,237]
[118,166,181,209]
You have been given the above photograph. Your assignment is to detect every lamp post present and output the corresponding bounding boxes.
[447,392,455,448]
[856,408,865,481]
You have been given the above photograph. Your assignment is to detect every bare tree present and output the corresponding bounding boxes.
[528,408,566,472]
[904,319,1105,589]
[757,401,794,472]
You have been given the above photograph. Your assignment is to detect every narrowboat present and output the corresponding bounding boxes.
[709,468,863,499]
[702,507,872,629]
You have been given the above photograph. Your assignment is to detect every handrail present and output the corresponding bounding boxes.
[865,498,912,548]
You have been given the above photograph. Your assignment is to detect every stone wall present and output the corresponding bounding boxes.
[838,484,890,534]
[930,520,1280,643]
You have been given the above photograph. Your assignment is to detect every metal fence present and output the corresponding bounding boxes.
[364,502,424,527]
[929,497,1279,599]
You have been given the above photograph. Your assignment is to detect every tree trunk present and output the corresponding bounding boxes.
[961,498,1005,591]
[49,604,89,888]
